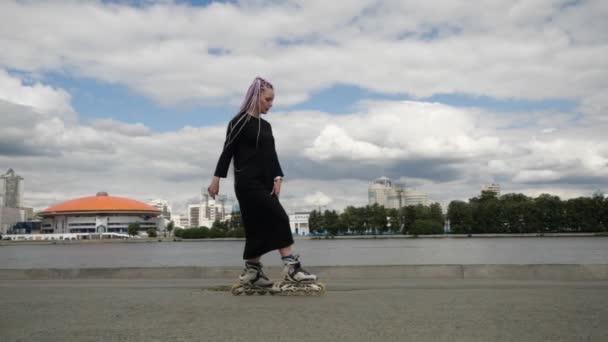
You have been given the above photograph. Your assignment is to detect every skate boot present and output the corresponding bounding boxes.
[231,261,274,296]
[273,254,325,296]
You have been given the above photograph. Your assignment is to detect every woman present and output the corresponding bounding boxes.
[208,76,317,290]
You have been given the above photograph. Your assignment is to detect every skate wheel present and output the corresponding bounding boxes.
[244,289,255,296]
[231,284,242,296]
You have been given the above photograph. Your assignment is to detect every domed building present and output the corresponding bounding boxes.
[39,192,161,236]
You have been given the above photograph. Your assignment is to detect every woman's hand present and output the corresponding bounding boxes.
[270,178,282,197]
[208,176,220,199]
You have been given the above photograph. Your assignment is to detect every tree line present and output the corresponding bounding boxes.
[142,191,608,239]
[174,212,245,239]
[309,202,445,236]
[448,191,608,234]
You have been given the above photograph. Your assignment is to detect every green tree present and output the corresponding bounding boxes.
[367,204,387,234]
[147,228,157,237]
[534,194,563,233]
[308,210,323,233]
[323,210,340,236]
[470,191,501,233]
[174,228,183,238]
[447,200,472,234]
[592,191,607,232]
[210,220,229,238]
[166,220,175,236]
[410,219,444,235]
[354,206,368,234]
[414,204,430,220]
[499,194,532,233]
[228,212,245,238]
[400,205,417,234]
[429,203,444,223]
[565,197,597,232]
[385,208,400,233]
[127,222,140,236]
[180,227,211,239]
[339,206,358,234]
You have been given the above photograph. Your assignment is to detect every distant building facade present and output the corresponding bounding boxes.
[1,168,24,208]
[403,190,428,206]
[0,169,34,234]
[368,176,428,208]
[38,192,162,235]
[482,183,501,196]
[187,192,229,228]
[289,212,310,236]
[170,214,189,228]
[147,199,172,221]
[0,207,23,234]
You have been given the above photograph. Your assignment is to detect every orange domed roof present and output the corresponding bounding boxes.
[40,192,161,215]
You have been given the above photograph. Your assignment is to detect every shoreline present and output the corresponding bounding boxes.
[1,232,607,246]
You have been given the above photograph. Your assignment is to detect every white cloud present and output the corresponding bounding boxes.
[303,191,332,207]
[0,69,75,120]
[0,0,605,117]
[92,119,151,136]
[513,170,561,183]
[2,67,606,214]
[302,101,503,162]
[1,1,607,213]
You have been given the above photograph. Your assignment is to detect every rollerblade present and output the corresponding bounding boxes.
[272,254,325,296]
[231,261,274,296]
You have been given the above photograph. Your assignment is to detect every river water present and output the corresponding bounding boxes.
[1,237,607,269]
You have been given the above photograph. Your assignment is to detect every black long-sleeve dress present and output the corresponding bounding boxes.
[214,113,294,259]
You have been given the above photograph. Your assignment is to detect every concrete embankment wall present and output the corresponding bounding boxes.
[1,264,607,281]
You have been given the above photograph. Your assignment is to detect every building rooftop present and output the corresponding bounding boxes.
[39,192,161,216]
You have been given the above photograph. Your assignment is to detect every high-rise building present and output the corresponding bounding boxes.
[175,214,189,228]
[188,205,200,228]
[368,176,428,208]
[368,177,393,207]
[187,190,229,228]
[404,190,428,206]
[1,169,24,208]
[482,183,501,196]
[169,214,189,228]
[147,199,172,220]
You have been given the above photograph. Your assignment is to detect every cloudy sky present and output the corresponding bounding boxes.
[1,0,606,215]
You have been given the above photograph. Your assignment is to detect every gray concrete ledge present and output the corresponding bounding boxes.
[2,233,607,245]
[1,264,607,281]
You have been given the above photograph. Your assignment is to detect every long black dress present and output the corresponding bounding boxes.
[214,113,294,259]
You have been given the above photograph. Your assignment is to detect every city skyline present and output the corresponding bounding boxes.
[0,1,606,215]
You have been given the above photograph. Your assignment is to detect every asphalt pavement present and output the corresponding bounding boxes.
[1,278,607,342]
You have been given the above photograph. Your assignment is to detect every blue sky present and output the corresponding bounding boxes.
[41,71,579,132]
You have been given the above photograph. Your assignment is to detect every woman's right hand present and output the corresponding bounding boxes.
[208,177,220,199]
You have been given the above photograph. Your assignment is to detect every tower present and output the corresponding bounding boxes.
[1,169,24,208]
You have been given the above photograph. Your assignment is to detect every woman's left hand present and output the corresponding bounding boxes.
[270,179,282,197]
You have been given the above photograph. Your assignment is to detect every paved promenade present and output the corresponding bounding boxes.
[2,265,608,342]
[2,278,607,342]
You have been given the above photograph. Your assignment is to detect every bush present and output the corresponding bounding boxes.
[209,227,226,238]
[180,227,210,239]
[172,226,246,239]
[409,219,444,235]
[232,227,245,238]
[147,229,157,237]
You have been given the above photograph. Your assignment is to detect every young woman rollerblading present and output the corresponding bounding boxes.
[208,77,325,296]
